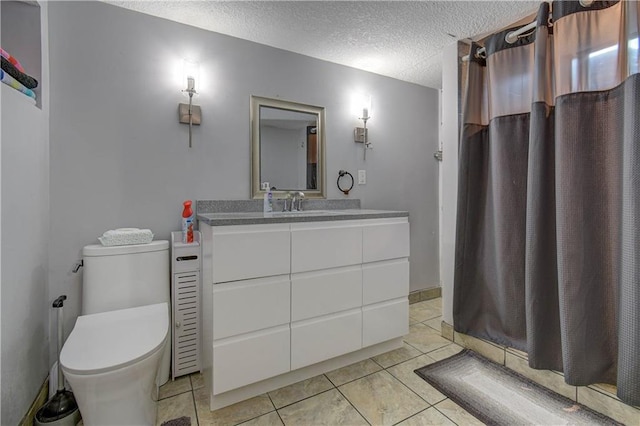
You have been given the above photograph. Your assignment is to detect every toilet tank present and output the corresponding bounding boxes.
[82,241,170,315]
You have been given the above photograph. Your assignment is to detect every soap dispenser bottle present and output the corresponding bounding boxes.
[263,183,273,213]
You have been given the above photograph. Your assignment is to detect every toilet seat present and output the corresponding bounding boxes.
[60,302,168,375]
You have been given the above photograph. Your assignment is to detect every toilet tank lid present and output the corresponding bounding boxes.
[60,303,168,375]
[83,240,169,256]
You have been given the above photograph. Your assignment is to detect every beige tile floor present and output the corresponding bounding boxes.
[156,297,475,426]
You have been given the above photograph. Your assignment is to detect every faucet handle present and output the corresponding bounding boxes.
[294,191,305,211]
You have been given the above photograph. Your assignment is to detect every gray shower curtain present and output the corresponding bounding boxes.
[454,0,639,406]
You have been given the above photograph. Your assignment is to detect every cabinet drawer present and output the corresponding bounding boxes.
[291,266,362,322]
[291,221,362,273]
[212,224,290,283]
[291,309,362,370]
[213,275,290,340]
[172,243,201,274]
[362,219,410,263]
[362,298,408,347]
[213,325,290,394]
[362,259,409,305]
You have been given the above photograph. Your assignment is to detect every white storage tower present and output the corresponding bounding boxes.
[171,231,202,378]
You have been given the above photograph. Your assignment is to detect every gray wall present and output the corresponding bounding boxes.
[1,2,50,423]
[47,1,440,361]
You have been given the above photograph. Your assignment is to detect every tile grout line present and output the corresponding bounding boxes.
[158,388,193,401]
[271,386,335,412]
[191,389,200,426]
[262,391,285,426]
[389,407,432,426]
[232,392,278,425]
[274,410,286,425]
[433,402,463,426]
[372,352,423,370]
[382,360,444,411]
[334,383,373,425]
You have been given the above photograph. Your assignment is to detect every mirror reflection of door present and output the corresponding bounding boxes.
[259,106,317,191]
[307,126,317,190]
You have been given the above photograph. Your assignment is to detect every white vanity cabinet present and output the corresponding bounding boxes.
[290,221,364,369]
[200,215,410,410]
[207,223,291,395]
[210,223,290,283]
[290,220,363,273]
[362,218,410,346]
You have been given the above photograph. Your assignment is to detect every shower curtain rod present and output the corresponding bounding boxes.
[460,0,569,62]
[461,20,537,62]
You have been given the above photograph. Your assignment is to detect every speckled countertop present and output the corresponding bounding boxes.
[197,209,409,226]
[196,199,407,226]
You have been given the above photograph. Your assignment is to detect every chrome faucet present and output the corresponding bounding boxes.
[291,191,305,211]
[281,192,292,212]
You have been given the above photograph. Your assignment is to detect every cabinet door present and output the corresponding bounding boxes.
[291,309,362,370]
[291,221,362,273]
[362,219,410,263]
[213,275,290,340]
[291,266,362,322]
[173,271,200,376]
[362,259,409,305]
[212,224,290,283]
[362,298,408,347]
[213,325,290,394]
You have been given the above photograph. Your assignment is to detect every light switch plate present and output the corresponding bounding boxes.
[358,170,366,184]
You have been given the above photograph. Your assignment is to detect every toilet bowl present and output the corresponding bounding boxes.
[60,302,168,425]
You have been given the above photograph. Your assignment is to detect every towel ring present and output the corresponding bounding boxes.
[337,170,354,195]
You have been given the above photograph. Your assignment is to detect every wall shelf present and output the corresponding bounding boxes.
[1,0,42,109]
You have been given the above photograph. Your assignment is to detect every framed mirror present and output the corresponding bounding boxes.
[251,96,326,199]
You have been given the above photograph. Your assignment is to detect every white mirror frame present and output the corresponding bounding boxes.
[251,95,327,199]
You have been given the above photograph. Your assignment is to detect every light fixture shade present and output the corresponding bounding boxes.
[357,94,371,120]
[182,59,199,91]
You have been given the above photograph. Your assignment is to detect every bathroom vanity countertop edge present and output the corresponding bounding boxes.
[197,209,408,226]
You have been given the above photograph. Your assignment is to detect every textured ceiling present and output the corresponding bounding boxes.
[104,1,540,89]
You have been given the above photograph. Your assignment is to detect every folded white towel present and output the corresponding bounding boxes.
[98,228,154,246]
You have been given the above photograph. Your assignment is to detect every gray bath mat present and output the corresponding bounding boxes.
[161,416,191,426]
[414,350,622,426]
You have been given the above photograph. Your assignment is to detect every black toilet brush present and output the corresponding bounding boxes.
[34,295,81,426]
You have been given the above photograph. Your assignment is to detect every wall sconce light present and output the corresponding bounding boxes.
[178,60,201,148]
[354,95,372,160]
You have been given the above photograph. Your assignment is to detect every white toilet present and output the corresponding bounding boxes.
[60,240,171,425]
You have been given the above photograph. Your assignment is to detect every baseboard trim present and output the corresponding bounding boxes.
[19,376,49,426]
[441,320,454,341]
[408,287,441,304]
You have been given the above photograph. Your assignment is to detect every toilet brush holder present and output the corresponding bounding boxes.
[35,295,81,426]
